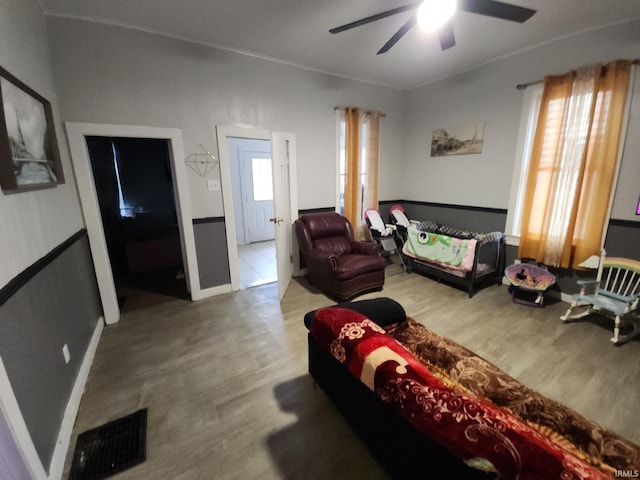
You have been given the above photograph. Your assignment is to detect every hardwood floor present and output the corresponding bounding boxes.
[63,266,640,479]
[116,266,189,313]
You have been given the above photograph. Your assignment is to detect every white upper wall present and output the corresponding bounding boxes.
[5,10,635,284]
[46,18,407,216]
[0,0,84,289]
[614,69,640,220]
[403,19,640,219]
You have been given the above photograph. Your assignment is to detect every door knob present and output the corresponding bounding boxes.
[269,217,284,224]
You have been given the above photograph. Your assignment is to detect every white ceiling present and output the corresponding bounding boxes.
[39,0,640,90]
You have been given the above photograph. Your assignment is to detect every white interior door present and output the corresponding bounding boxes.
[271,131,297,300]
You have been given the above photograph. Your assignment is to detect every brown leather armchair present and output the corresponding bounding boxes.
[294,212,386,300]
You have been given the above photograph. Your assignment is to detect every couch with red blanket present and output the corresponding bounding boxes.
[304,298,639,479]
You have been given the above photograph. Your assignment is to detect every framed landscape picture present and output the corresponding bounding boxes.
[431,122,484,157]
[0,66,64,192]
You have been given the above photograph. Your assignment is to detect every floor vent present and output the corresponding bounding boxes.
[69,408,147,479]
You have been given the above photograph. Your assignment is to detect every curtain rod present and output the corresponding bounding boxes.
[333,106,386,117]
[516,59,639,90]
[516,79,542,90]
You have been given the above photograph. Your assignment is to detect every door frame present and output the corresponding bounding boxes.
[216,126,299,292]
[66,122,201,324]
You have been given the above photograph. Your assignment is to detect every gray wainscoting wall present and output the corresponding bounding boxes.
[504,219,640,294]
[604,220,640,259]
[192,217,231,289]
[380,200,640,297]
[0,231,102,473]
[379,200,507,233]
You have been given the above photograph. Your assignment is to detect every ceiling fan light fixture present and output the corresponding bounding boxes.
[417,0,457,32]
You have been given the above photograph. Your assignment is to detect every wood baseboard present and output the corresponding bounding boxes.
[48,317,104,480]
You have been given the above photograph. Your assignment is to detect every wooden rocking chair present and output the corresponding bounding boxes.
[561,250,640,345]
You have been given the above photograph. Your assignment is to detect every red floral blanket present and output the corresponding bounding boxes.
[385,318,639,476]
[310,308,619,479]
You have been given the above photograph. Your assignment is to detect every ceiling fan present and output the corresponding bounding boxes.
[329,0,536,54]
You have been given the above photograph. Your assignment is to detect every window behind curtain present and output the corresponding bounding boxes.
[507,84,543,239]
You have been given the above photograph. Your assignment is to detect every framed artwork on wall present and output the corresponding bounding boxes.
[431,122,484,157]
[0,66,64,192]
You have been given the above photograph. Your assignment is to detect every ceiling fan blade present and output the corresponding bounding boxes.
[329,2,420,34]
[460,0,536,23]
[377,16,417,54]
[438,20,456,50]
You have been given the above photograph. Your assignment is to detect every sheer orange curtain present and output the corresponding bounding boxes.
[518,60,632,268]
[343,107,360,229]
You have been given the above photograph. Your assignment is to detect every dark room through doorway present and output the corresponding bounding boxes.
[86,136,188,312]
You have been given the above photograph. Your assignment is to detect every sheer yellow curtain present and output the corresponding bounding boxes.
[343,107,360,229]
[518,60,632,268]
[573,61,632,264]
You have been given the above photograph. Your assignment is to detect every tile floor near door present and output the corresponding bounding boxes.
[237,240,277,289]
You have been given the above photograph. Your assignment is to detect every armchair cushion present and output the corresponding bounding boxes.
[334,254,386,280]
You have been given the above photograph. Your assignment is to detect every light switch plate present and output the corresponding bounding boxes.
[207,179,220,192]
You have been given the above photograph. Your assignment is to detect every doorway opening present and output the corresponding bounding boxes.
[227,137,276,289]
[85,136,188,311]
[217,126,297,300]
